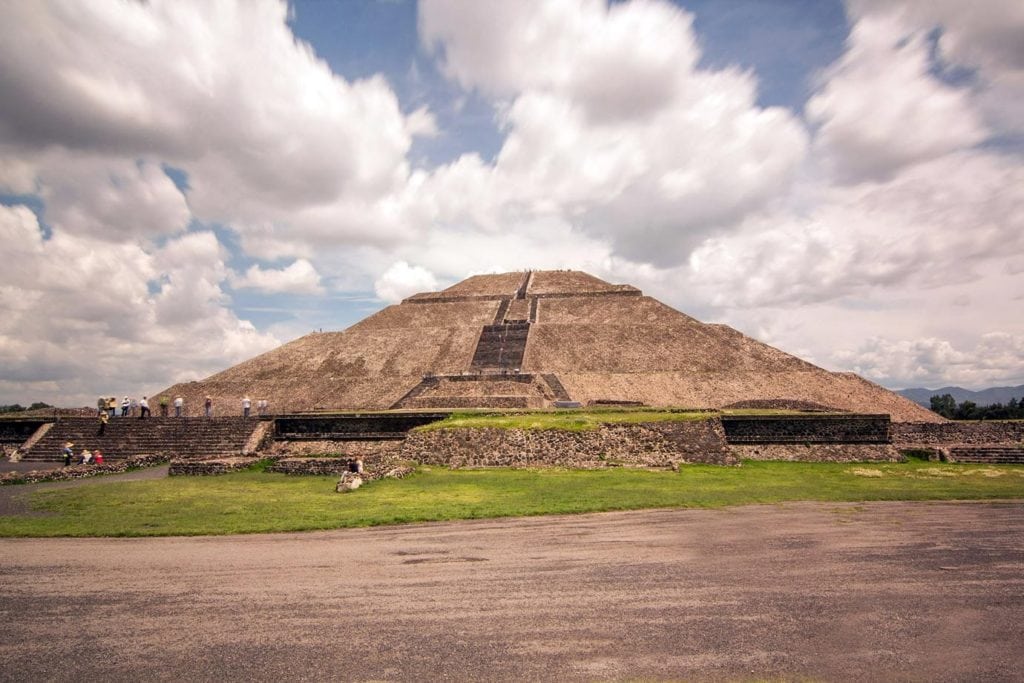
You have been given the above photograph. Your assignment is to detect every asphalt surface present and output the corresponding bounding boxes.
[1,501,1022,682]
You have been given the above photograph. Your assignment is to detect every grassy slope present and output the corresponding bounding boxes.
[417,408,713,431]
[1,460,1022,537]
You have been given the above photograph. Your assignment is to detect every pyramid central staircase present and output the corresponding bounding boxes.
[390,271,576,409]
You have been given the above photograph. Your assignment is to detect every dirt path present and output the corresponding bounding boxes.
[0,465,169,516]
[1,501,1022,681]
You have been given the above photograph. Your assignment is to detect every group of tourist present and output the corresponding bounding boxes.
[96,396,153,418]
[95,395,271,419]
[61,442,104,467]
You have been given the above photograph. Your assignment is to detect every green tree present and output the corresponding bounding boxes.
[929,394,957,418]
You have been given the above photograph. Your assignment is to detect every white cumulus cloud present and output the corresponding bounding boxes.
[231,259,324,295]
[374,261,439,303]
[419,0,809,266]
[806,8,987,183]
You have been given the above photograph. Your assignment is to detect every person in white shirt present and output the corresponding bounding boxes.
[139,396,150,418]
[173,395,184,417]
[121,396,130,417]
[242,396,252,418]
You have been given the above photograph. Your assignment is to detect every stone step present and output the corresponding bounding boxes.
[541,373,571,401]
[947,446,1024,464]
[492,298,511,325]
[470,323,530,370]
[20,417,262,461]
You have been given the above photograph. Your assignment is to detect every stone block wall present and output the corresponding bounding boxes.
[732,444,903,462]
[274,413,449,439]
[269,458,355,476]
[269,458,413,480]
[168,456,264,476]
[892,421,1024,447]
[0,419,49,444]
[721,415,891,444]
[398,419,736,468]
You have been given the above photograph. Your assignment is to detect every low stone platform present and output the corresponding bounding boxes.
[269,457,356,476]
[168,456,265,476]
[399,419,736,468]
[732,444,903,462]
[1,454,169,485]
[946,446,1024,464]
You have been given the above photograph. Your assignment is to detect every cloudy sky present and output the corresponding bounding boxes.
[1,0,1022,406]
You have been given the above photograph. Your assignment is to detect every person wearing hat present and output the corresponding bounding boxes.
[62,442,74,467]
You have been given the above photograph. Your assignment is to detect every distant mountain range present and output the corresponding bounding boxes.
[897,385,1024,407]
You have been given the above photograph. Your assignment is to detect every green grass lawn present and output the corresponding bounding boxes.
[418,407,712,431]
[1,460,1022,537]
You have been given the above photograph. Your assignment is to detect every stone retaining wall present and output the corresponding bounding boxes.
[892,421,1024,447]
[0,454,169,485]
[0,418,49,444]
[399,419,736,468]
[731,444,903,463]
[721,415,891,444]
[274,413,448,439]
[267,439,405,459]
[168,456,264,476]
[269,458,355,476]
[271,458,414,481]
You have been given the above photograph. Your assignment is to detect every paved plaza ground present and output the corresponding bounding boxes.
[1,501,1022,681]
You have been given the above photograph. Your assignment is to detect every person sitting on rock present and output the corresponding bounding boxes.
[80,449,92,465]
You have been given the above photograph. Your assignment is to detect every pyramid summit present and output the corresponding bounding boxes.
[161,270,938,421]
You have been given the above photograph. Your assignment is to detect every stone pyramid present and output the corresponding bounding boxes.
[159,270,938,421]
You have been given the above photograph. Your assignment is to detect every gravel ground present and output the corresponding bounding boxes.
[0,501,1022,681]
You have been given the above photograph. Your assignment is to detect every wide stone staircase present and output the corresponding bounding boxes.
[19,417,264,462]
[470,322,530,370]
[947,446,1024,464]
[541,374,572,401]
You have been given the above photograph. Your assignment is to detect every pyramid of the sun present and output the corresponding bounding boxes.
[160,270,938,421]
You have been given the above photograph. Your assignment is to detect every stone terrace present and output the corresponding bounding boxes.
[19,417,266,462]
[153,270,942,421]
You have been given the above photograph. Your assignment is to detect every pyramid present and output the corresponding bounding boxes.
[160,270,940,421]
